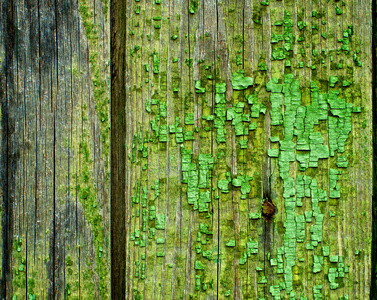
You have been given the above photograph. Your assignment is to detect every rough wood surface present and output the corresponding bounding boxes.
[0,0,373,299]
[122,0,372,299]
[0,0,111,298]
[110,0,127,298]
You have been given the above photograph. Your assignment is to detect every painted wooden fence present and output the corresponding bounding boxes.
[1,0,374,299]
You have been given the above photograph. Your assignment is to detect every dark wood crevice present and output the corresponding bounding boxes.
[110,0,127,298]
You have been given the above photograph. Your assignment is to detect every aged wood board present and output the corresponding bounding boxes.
[0,0,111,298]
[120,0,373,299]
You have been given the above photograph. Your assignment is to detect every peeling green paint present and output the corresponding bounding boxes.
[124,0,368,298]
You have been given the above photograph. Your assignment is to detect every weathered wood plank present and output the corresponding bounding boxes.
[122,1,373,299]
[1,0,111,298]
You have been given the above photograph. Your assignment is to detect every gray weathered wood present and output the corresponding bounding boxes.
[0,0,111,298]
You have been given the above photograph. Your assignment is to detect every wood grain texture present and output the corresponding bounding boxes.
[0,0,373,299]
[111,0,126,298]
[0,0,111,298]
[123,1,372,299]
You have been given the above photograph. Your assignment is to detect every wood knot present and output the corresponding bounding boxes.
[262,198,276,220]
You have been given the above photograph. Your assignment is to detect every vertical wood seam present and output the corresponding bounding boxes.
[110,0,127,298]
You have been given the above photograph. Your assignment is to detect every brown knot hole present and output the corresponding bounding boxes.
[262,198,276,220]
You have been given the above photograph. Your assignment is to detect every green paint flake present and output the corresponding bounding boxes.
[218,179,229,193]
[258,62,267,71]
[249,122,257,131]
[329,255,339,263]
[215,83,226,94]
[159,102,167,118]
[241,181,251,195]
[199,191,211,212]
[153,54,160,74]
[337,156,348,168]
[250,103,266,118]
[329,76,338,87]
[194,260,205,270]
[239,139,248,149]
[245,92,257,105]
[249,212,261,220]
[184,131,194,141]
[232,177,242,187]
[195,80,206,93]
[199,223,209,234]
[202,114,214,121]
[175,127,184,143]
[226,239,235,247]
[258,276,267,284]
[231,72,253,90]
[236,55,242,66]
[185,113,195,125]
[156,214,165,230]
[189,0,198,14]
[215,93,226,105]
[312,255,323,273]
[271,33,284,44]
[342,80,352,87]
[271,47,286,60]
[266,78,283,93]
[298,21,307,30]
[268,149,279,157]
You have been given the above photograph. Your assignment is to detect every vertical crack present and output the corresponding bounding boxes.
[110,0,127,297]
[215,2,220,298]
[52,0,59,297]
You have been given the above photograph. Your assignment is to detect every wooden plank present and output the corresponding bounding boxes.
[0,0,111,298]
[121,1,373,299]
